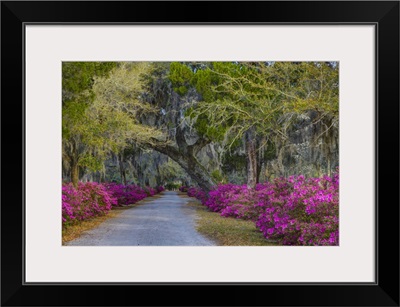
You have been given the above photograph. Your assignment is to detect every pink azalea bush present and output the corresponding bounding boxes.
[143,186,157,196]
[205,184,262,220]
[103,183,148,206]
[62,182,165,226]
[255,173,339,246]
[186,170,339,246]
[188,184,263,220]
[156,186,165,193]
[187,187,208,203]
[62,182,117,225]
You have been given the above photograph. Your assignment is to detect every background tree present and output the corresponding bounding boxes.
[270,62,339,176]
[62,62,116,186]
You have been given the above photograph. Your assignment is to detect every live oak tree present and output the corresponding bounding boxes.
[170,62,284,188]
[169,61,338,187]
[270,62,339,176]
[62,62,116,186]
[92,62,216,192]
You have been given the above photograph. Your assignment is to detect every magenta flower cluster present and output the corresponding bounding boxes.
[103,183,150,206]
[62,182,117,224]
[186,170,339,246]
[203,183,262,220]
[62,182,164,226]
[156,186,165,193]
[187,187,208,203]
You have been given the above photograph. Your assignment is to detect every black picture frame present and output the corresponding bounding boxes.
[1,1,399,306]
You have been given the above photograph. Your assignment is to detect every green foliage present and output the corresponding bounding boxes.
[287,62,339,116]
[186,62,338,149]
[62,62,117,148]
[182,62,278,148]
[168,62,194,95]
[211,169,226,183]
[165,182,181,190]
[91,62,165,147]
[186,108,227,141]
[191,67,220,101]
[79,153,103,172]
[62,101,88,139]
[222,153,246,175]
[62,62,116,105]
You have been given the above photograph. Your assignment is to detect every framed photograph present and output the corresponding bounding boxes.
[1,1,399,306]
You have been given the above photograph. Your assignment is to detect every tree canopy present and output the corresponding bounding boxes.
[62,61,339,189]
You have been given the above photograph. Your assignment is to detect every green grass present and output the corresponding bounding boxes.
[186,200,276,246]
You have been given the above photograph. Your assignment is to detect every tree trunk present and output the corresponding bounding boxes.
[245,129,257,188]
[71,160,79,187]
[177,156,215,192]
[118,154,127,185]
[327,155,331,177]
[66,139,80,187]
[148,142,216,192]
[256,136,266,183]
[256,161,263,184]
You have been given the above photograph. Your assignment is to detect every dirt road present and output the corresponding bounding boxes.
[65,191,215,246]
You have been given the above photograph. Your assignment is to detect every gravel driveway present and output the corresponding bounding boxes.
[65,191,215,246]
